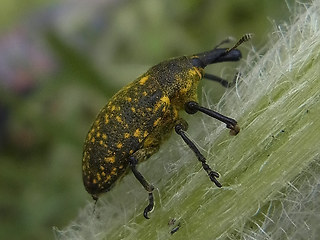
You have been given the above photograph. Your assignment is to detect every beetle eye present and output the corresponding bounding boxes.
[191,57,206,68]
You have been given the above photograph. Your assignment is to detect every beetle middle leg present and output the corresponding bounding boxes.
[174,121,222,188]
[129,155,155,219]
[185,101,240,135]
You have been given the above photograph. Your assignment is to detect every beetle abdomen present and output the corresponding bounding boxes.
[82,72,176,195]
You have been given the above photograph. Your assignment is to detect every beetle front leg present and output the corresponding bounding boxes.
[129,156,154,219]
[185,101,240,135]
[174,122,222,188]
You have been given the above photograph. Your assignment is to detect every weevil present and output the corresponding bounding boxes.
[82,34,251,219]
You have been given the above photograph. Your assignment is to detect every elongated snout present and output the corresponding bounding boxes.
[191,48,242,68]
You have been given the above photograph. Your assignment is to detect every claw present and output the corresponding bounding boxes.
[143,192,154,219]
[209,171,222,188]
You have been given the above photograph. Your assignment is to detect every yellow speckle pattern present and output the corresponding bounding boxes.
[173,108,178,119]
[111,168,117,175]
[153,117,162,126]
[134,129,141,137]
[104,156,115,164]
[143,131,148,137]
[105,114,109,124]
[154,101,162,112]
[139,76,149,85]
[116,142,123,149]
[124,133,130,138]
[192,67,203,78]
[97,173,101,181]
[116,116,123,123]
[143,136,154,148]
[160,96,170,105]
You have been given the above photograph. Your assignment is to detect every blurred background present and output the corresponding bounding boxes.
[0,0,304,239]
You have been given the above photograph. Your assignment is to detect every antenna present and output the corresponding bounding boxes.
[226,33,253,54]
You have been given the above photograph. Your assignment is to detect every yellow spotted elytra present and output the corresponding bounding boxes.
[82,34,251,219]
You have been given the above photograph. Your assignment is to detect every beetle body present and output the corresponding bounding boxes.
[82,34,251,218]
[82,56,203,198]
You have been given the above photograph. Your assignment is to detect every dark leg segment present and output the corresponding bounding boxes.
[214,37,232,49]
[175,124,222,188]
[185,101,240,135]
[204,72,240,88]
[129,156,154,219]
[203,73,232,88]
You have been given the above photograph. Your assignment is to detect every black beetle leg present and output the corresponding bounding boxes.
[129,156,154,219]
[175,123,222,188]
[214,37,232,49]
[185,101,240,135]
[204,72,241,88]
[203,73,232,88]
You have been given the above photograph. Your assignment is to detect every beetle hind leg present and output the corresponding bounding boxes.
[174,123,222,188]
[129,156,155,219]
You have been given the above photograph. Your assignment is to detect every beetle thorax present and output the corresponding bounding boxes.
[151,57,203,109]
